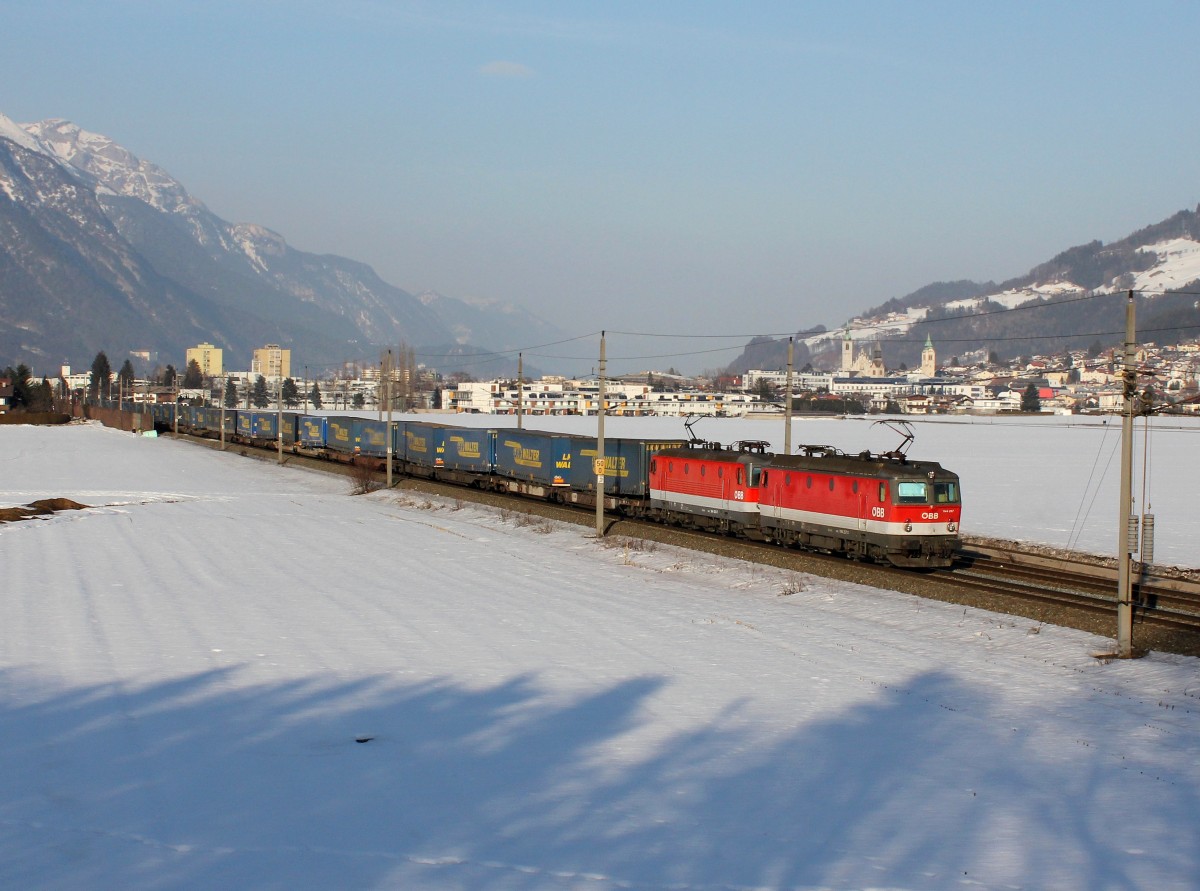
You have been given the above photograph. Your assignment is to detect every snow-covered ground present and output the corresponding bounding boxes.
[2,421,1199,890]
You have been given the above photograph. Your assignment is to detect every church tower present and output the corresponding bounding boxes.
[868,343,885,377]
[920,334,936,377]
[841,329,854,372]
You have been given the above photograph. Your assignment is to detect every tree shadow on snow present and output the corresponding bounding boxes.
[0,665,1194,890]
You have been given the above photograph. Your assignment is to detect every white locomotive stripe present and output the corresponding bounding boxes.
[649,488,760,518]
[765,505,954,538]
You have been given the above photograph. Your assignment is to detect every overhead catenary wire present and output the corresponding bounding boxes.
[1142,409,1154,516]
[1066,423,1119,553]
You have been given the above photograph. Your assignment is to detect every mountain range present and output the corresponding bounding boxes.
[0,113,562,377]
[727,208,1200,374]
[4,110,1200,381]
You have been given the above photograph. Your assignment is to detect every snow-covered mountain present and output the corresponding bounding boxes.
[731,208,1200,372]
[24,118,203,218]
[0,112,561,372]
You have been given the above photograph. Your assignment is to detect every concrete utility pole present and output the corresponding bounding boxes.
[517,352,524,430]
[276,377,284,465]
[784,336,794,456]
[1115,291,1137,657]
[386,349,393,490]
[378,352,385,421]
[596,331,606,538]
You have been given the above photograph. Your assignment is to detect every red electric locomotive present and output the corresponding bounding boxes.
[758,445,960,568]
[648,440,770,534]
[646,423,961,569]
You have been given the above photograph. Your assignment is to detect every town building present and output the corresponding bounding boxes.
[446,378,762,417]
[921,334,937,377]
[186,342,224,377]
[841,330,887,377]
[251,344,291,380]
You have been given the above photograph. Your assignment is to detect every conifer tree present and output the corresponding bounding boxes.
[1021,383,1041,413]
[281,378,299,407]
[183,359,203,389]
[251,375,270,408]
[89,352,112,400]
[118,359,136,390]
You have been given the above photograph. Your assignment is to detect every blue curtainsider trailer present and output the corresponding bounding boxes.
[400,421,449,469]
[325,416,356,457]
[352,418,391,457]
[567,436,689,497]
[493,429,581,488]
[441,427,496,474]
[298,415,328,449]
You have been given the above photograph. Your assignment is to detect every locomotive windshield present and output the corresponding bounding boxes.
[896,480,959,505]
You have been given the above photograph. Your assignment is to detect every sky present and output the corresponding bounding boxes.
[4,1,1200,370]
[3,420,1199,889]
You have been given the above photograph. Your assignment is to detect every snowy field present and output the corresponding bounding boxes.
[2,422,1199,890]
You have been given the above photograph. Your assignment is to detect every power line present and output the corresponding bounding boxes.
[528,342,756,363]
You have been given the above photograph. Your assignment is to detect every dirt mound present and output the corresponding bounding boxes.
[28,498,89,512]
[0,499,90,523]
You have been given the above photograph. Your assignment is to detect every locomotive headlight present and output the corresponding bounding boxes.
[904,521,913,532]
[948,522,957,532]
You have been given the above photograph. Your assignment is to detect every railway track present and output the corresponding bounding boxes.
[950,543,1200,635]
[936,537,1200,658]
[187,431,1200,656]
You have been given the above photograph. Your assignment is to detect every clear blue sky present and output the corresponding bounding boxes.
[4,1,1200,370]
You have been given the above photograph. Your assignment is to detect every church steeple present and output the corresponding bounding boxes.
[921,334,936,377]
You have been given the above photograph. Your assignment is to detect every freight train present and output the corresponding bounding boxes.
[150,405,961,568]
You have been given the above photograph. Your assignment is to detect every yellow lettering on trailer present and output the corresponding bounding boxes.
[449,437,481,458]
[503,440,542,468]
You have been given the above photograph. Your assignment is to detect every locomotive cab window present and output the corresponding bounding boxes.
[933,481,960,504]
[896,481,928,504]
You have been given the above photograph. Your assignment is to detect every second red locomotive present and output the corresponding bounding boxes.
[648,439,961,568]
